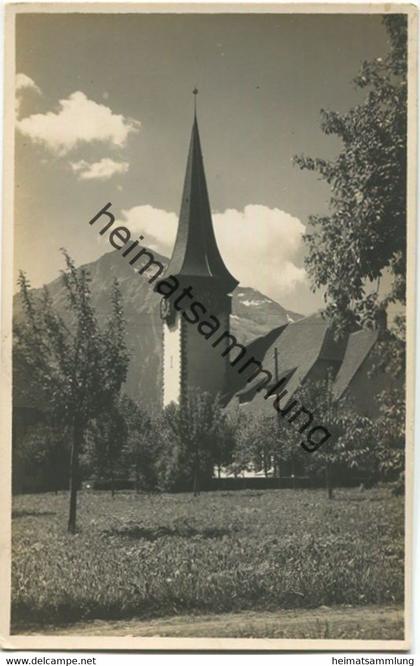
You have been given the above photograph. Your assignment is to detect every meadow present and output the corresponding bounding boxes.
[11,487,404,636]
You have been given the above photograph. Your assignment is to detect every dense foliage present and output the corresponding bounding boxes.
[155,391,234,493]
[232,410,302,479]
[294,16,407,336]
[369,316,406,490]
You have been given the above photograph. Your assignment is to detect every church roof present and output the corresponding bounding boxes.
[234,314,345,400]
[165,114,238,293]
[332,328,378,400]
[222,324,288,404]
[227,314,380,414]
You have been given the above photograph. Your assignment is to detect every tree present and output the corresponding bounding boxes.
[213,409,236,478]
[12,420,69,494]
[234,413,275,477]
[14,252,129,532]
[156,391,228,494]
[85,404,127,496]
[369,316,405,488]
[294,16,407,336]
[297,377,377,498]
[120,395,155,492]
[233,412,261,476]
[232,408,300,482]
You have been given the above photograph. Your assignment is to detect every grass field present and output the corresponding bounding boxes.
[11,487,405,637]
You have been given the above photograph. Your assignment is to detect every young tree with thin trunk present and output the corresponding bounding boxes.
[14,251,129,532]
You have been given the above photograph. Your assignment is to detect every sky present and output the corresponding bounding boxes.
[14,12,390,314]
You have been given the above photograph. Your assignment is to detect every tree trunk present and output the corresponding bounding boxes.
[275,456,282,487]
[326,463,334,500]
[135,465,140,494]
[68,422,83,534]
[52,441,59,494]
[54,458,59,495]
[292,456,296,489]
[263,452,269,478]
[193,447,200,496]
[111,468,115,498]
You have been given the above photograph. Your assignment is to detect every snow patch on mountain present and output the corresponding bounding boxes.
[241,298,272,307]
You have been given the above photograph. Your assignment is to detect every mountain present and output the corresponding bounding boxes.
[13,249,303,410]
[231,287,302,343]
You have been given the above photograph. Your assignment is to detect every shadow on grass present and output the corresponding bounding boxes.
[331,495,384,503]
[12,510,56,519]
[216,488,264,497]
[102,523,235,541]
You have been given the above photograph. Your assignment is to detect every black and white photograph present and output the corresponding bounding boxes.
[1,2,416,650]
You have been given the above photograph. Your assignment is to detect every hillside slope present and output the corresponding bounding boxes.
[13,249,303,409]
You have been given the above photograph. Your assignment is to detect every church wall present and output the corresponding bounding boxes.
[162,317,182,407]
[182,312,230,398]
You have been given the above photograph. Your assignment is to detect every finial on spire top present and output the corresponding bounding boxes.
[193,87,198,116]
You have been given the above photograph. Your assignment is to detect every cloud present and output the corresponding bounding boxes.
[213,205,307,295]
[118,204,307,299]
[16,73,41,94]
[16,91,140,154]
[119,205,178,253]
[71,158,129,181]
[15,73,42,115]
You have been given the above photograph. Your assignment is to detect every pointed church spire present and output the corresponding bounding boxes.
[165,94,238,293]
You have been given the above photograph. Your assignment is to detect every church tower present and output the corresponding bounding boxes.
[161,92,238,407]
